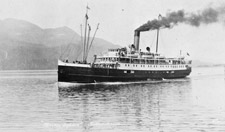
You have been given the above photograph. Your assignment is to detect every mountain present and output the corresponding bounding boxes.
[1,18,221,70]
[43,26,80,46]
[0,18,120,70]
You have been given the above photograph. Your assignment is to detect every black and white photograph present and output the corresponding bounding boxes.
[0,0,225,131]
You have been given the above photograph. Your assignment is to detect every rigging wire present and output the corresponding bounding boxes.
[85,23,99,61]
[60,44,71,59]
[76,16,88,61]
[84,24,91,60]
[64,44,73,60]
[80,24,83,60]
[59,33,77,59]
[60,8,99,62]
[75,45,83,60]
[60,15,86,61]
[75,17,88,61]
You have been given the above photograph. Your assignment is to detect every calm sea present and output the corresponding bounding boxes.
[0,67,225,132]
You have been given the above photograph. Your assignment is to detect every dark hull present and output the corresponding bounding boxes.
[58,65,191,83]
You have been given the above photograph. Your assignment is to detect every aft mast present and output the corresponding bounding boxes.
[156,14,162,53]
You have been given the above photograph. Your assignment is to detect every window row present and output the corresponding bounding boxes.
[124,64,185,68]
[97,57,186,65]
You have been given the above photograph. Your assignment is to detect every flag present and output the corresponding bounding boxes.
[87,5,90,10]
[85,14,89,19]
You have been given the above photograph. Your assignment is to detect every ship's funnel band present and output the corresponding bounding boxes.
[134,31,140,51]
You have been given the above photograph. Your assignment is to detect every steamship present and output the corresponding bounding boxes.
[58,10,192,83]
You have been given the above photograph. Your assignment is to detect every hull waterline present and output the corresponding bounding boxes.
[58,65,191,83]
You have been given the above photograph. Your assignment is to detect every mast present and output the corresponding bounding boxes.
[80,24,83,60]
[156,28,159,53]
[85,24,91,60]
[83,5,90,62]
[156,14,162,53]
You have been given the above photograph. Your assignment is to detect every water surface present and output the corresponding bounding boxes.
[0,67,225,132]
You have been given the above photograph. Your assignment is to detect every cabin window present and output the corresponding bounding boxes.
[160,60,166,64]
[149,60,153,64]
[114,58,117,61]
[120,58,127,63]
[131,59,134,63]
[134,59,139,64]
[96,58,100,62]
[126,58,130,63]
[140,59,145,64]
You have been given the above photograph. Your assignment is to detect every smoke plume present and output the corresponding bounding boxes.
[136,5,225,32]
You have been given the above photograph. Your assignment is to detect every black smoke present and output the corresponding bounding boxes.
[136,5,225,32]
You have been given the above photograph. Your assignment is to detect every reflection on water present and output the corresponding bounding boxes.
[58,79,194,132]
[0,67,225,132]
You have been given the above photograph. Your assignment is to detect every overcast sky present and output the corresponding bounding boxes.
[0,0,225,63]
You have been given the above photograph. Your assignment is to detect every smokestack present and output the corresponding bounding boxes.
[134,30,140,51]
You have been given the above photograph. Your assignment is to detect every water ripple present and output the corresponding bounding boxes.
[0,67,225,131]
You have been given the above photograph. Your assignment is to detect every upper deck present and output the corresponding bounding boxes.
[95,48,191,65]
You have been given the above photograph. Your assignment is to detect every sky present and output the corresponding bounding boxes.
[0,0,225,63]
